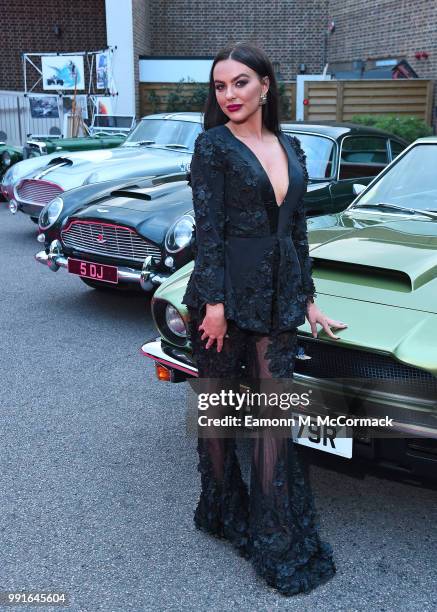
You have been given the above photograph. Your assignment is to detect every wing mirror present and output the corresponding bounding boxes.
[353,183,366,196]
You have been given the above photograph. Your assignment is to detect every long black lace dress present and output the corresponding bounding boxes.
[182,124,336,596]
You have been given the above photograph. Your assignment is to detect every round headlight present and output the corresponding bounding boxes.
[38,196,64,230]
[1,151,11,167]
[165,304,187,338]
[165,214,195,253]
[2,165,16,186]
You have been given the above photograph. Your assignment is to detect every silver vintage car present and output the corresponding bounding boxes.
[3,113,203,222]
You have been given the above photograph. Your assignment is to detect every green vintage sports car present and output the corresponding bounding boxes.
[0,144,23,180]
[141,135,437,482]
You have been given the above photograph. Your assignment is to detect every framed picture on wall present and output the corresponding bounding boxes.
[29,95,60,118]
[42,55,85,90]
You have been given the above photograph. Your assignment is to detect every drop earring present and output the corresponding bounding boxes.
[259,92,267,106]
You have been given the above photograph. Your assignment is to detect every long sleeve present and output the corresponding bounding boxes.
[187,130,226,308]
[289,136,317,303]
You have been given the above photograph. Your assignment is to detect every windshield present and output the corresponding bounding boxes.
[124,119,202,150]
[353,144,437,212]
[287,133,335,180]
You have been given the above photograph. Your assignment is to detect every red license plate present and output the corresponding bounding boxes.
[67,258,118,284]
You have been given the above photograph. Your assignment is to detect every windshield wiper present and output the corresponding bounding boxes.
[353,202,437,219]
[162,143,189,150]
[127,140,156,146]
[130,142,189,150]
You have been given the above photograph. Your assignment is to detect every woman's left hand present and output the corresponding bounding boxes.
[306,301,348,340]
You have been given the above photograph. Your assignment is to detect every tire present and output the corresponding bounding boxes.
[79,277,122,292]
[79,277,145,294]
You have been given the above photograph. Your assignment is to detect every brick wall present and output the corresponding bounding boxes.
[2,0,434,125]
[132,0,152,115]
[146,0,435,127]
[0,0,107,92]
[326,0,437,127]
[148,0,328,80]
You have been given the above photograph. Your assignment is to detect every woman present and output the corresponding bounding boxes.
[182,41,348,596]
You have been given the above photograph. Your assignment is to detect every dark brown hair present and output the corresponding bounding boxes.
[203,41,281,134]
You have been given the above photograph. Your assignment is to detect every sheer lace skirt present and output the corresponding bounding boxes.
[188,310,336,596]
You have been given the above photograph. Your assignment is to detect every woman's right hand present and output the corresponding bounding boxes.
[199,303,227,352]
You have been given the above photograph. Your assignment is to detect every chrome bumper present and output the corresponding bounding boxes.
[141,339,198,377]
[35,242,171,291]
[12,198,44,217]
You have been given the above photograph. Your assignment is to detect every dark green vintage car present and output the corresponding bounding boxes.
[0,144,23,180]
[22,133,128,158]
[140,121,408,288]
[141,135,437,482]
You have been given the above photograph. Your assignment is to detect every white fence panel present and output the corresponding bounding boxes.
[0,91,62,145]
[0,92,24,144]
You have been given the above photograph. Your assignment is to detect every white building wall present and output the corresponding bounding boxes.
[139,58,214,83]
[105,0,135,116]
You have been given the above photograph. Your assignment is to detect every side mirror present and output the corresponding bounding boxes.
[353,183,366,196]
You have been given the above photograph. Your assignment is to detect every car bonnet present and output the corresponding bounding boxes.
[308,213,437,315]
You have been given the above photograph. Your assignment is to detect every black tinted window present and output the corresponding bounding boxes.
[285,133,335,179]
[390,140,405,160]
[340,136,389,179]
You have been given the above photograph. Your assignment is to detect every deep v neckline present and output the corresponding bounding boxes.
[222,124,291,207]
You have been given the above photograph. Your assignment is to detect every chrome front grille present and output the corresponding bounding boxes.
[61,221,161,263]
[16,179,63,204]
[294,338,437,400]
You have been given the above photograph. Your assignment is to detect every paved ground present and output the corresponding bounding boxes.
[0,204,436,612]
